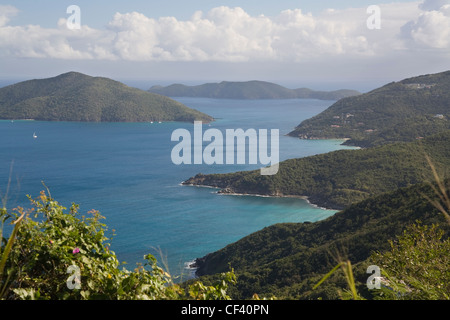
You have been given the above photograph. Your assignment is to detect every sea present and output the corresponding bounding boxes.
[0,97,357,280]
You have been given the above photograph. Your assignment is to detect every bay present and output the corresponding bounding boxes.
[0,98,356,279]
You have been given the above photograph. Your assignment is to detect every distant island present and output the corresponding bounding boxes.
[289,70,450,147]
[0,72,213,123]
[148,80,360,100]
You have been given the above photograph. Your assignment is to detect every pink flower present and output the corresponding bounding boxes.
[72,248,80,254]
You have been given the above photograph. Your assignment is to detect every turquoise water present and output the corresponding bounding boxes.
[0,98,355,278]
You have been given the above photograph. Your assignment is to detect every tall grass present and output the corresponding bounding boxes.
[423,154,450,225]
[0,209,25,298]
[312,259,362,300]
[313,154,450,300]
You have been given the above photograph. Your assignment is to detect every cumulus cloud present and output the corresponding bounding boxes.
[0,1,449,62]
[419,0,450,10]
[402,2,450,48]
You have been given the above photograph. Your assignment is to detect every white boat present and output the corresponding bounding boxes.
[33,132,37,139]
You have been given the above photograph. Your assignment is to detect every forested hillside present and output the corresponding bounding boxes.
[0,72,213,123]
[184,130,450,210]
[288,70,450,147]
[149,80,360,100]
[191,178,450,299]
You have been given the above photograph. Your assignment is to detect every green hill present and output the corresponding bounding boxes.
[183,130,450,210]
[288,70,450,147]
[190,178,450,299]
[0,72,213,122]
[148,80,360,100]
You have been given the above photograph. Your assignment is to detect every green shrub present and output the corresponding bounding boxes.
[0,190,235,300]
[371,222,450,300]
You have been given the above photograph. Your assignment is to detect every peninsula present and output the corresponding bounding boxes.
[183,130,450,210]
[288,70,450,147]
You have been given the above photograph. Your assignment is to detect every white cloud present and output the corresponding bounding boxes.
[0,1,449,63]
[0,5,18,27]
[402,3,450,48]
[419,0,450,10]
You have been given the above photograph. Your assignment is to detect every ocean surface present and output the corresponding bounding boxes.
[0,97,356,279]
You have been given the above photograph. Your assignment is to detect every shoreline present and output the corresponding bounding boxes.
[289,135,363,149]
[217,191,337,212]
[181,182,339,212]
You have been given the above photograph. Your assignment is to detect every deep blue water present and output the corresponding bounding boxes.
[0,98,355,279]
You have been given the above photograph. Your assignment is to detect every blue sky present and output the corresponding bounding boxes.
[7,0,420,27]
[1,0,449,91]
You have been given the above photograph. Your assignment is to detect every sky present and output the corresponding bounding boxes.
[1,0,450,91]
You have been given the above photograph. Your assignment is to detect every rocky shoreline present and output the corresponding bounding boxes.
[182,174,341,211]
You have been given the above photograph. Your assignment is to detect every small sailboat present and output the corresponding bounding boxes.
[33,132,37,139]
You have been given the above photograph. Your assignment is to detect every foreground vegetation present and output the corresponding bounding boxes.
[1,175,448,300]
[0,190,235,300]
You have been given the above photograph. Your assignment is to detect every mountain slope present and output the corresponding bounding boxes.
[183,130,450,210]
[0,72,213,123]
[288,70,450,147]
[190,178,450,299]
[148,80,360,100]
